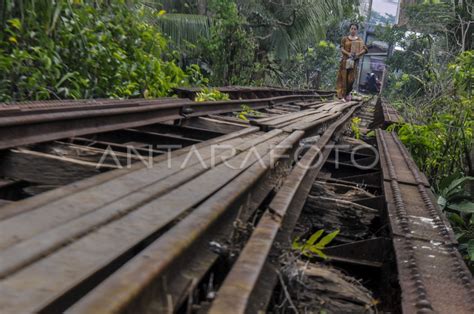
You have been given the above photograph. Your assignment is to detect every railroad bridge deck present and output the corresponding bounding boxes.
[0,88,471,313]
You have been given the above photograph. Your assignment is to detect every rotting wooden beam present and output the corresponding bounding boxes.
[0,148,116,185]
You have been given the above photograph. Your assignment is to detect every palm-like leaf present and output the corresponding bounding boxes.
[153,13,210,47]
[141,0,195,13]
[238,0,343,59]
[145,0,343,58]
[140,1,210,47]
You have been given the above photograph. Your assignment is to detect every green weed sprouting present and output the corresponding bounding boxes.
[236,104,261,121]
[194,88,230,102]
[292,229,340,259]
[351,117,362,140]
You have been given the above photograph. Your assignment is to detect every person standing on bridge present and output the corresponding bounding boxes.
[336,23,368,101]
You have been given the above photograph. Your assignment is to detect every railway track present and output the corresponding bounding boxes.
[0,89,471,313]
[173,86,336,100]
[0,94,324,150]
[371,97,403,129]
[377,129,474,313]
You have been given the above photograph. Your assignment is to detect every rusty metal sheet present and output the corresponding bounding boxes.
[393,237,474,314]
[0,105,184,150]
[0,98,190,117]
[370,98,403,129]
[376,130,430,187]
[377,129,474,314]
[383,181,457,243]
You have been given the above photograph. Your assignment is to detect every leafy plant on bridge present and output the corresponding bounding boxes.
[235,104,261,121]
[292,229,340,259]
[194,88,230,102]
[351,117,362,140]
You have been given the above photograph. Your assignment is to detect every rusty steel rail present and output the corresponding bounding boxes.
[371,97,403,129]
[173,86,336,100]
[376,129,474,314]
[0,98,191,116]
[208,105,361,313]
[0,94,320,150]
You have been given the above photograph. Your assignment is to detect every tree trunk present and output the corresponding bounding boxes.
[197,0,207,15]
[469,145,474,195]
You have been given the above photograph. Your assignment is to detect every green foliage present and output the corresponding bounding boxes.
[351,117,362,140]
[194,88,229,102]
[450,51,473,97]
[154,13,211,50]
[0,1,194,101]
[185,64,209,87]
[387,48,474,273]
[437,174,474,272]
[390,111,473,184]
[197,0,256,86]
[273,40,338,89]
[238,0,344,60]
[292,229,340,259]
[235,104,261,121]
[438,174,474,214]
[149,0,356,88]
[388,52,474,184]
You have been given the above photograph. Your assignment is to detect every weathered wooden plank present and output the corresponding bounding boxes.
[294,100,322,108]
[277,111,333,129]
[254,109,320,129]
[0,134,252,252]
[328,101,358,113]
[66,131,304,314]
[94,129,201,147]
[263,108,289,115]
[0,133,287,313]
[135,123,224,141]
[208,114,250,125]
[273,104,300,111]
[315,100,343,112]
[0,148,113,185]
[0,199,12,207]
[69,137,166,155]
[0,130,275,256]
[181,117,246,133]
[0,126,259,225]
[51,141,141,164]
[282,112,338,133]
